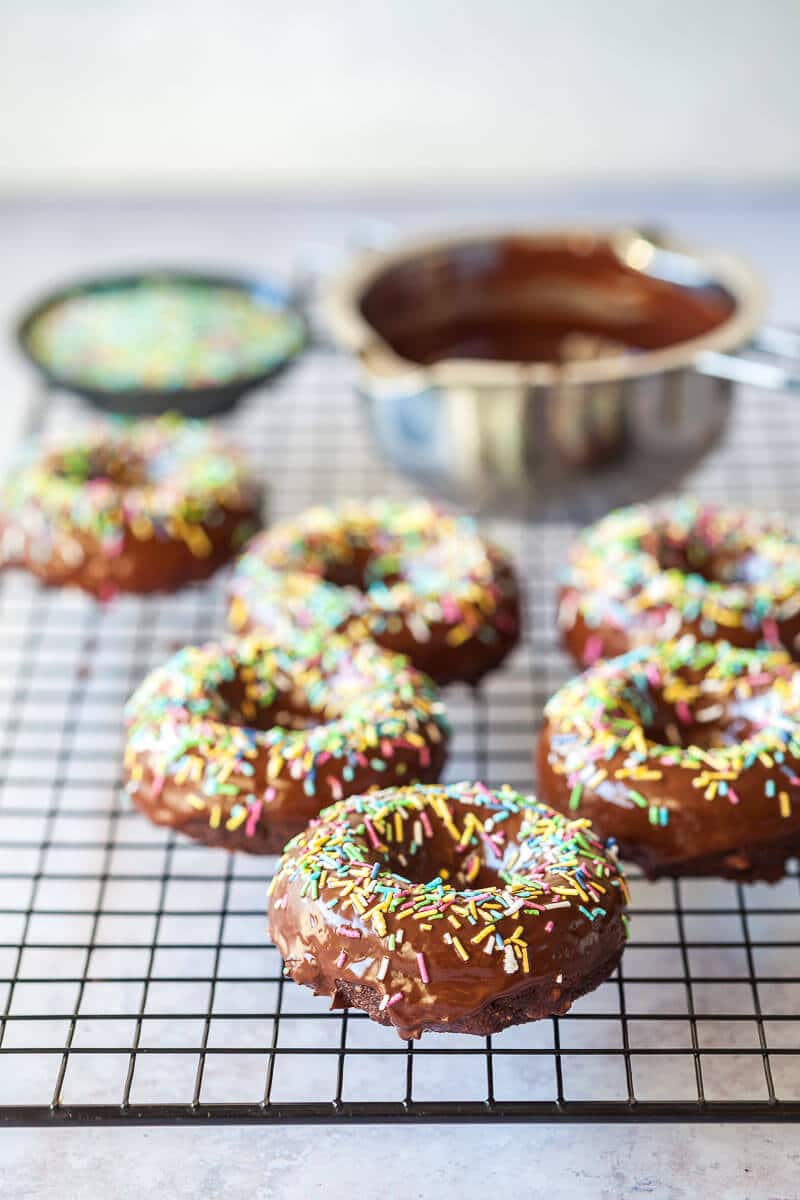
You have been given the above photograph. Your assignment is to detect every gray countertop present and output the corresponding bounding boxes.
[1,191,800,1199]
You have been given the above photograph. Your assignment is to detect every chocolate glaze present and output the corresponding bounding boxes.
[326,938,625,1036]
[228,500,521,686]
[561,594,800,668]
[361,553,520,686]
[538,642,800,881]
[537,727,800,881]
[128,733,448,856]
[124,634,449,854]
[605,828,800,884]
[359,237,735,366]
[269,783,628,1039]
[231,555,520,686]
[0,507,259,598]
[0,419,262,598]
[559,500,800,668]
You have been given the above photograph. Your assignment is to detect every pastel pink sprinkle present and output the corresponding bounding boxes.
[441,596,460,622]
[763,618,780,645]
[417,952,430,983]
[583,635,603,665]
[245,799,262,838]
[364,818,380,848]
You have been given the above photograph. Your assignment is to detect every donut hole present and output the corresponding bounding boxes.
[646,524,772,586]
[639,683,766,751]
[313,541,405,592]
[47,443,148,488]
[215,677,337,733]
[381,806,511,890]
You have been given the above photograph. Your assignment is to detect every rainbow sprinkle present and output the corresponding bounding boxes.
[228,498,519,662]
[269,782,629,1036]
[124,631,449,839]
[560,498,800,661]
[543,637,800,832]
[0,414,260,584]
[25,280,305,392]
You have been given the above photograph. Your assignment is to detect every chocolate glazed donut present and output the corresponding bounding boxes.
[269,782,629,1038]
[228,498,521,686]
[124,632,449,854]
[0,416,262,599]
[538,639,800,881]
[559,498,800,668]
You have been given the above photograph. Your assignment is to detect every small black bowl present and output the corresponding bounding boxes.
[16,268,307,418]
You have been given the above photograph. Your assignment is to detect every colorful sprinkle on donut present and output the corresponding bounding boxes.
[124,631,449,853]
[538,637,800,880]
[559,498,800,666]
[0,414,262,596]
[229,498,520,685]
[269,781,629,1038]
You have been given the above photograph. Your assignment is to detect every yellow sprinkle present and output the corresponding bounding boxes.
[445,623,472,647]
[452,936,469,961]
[130,514,153,541]
[372,911,387,937]
[228,596,248,631]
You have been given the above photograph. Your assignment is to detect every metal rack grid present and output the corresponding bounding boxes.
[2,366,800,1126]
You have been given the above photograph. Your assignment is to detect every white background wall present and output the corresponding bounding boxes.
[0,0,798,192]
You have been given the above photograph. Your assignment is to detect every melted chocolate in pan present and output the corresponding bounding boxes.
[360,237,736,366]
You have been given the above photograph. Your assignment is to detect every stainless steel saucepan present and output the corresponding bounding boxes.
[323,226,799,514]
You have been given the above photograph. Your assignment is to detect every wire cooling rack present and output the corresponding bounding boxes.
[2,367,800,1126]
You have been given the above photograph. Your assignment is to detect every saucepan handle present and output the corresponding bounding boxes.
[694,325,800,392]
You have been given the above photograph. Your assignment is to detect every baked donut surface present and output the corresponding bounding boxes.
[228,498,520,685]
[0,416,262,598]
[268,782,628,1039]
[124,632,448,854]
[559,498,800,667]
[538,639,800,881]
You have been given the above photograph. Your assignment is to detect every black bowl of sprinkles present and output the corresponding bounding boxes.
[16,269,307,417]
